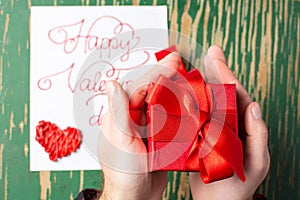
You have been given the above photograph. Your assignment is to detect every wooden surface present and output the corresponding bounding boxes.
[0,0,299,199]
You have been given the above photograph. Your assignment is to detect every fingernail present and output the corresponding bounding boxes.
[251,103,262,119]
[106,81,115,97]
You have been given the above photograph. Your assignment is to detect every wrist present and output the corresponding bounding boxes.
[99,188,148,200]
[99,179,149,200]
[99,189,139,200]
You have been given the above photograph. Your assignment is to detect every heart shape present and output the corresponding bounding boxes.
[36,120,82,161]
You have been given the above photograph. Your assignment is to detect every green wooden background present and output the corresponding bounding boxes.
[0,0,299,199]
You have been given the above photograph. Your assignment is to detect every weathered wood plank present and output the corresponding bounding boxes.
[0,0,298,199]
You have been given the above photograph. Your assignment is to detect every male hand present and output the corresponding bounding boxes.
[98,52,181,200]
[189,45,270,200]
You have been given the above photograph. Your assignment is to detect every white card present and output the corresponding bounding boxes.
[30,6,168,171]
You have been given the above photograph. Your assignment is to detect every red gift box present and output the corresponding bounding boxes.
[146,46,245,184]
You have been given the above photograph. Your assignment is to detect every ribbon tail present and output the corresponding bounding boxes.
[208,119,246,182]
[198,148,234,184]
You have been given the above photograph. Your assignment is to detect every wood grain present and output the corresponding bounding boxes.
[0,0,299,199]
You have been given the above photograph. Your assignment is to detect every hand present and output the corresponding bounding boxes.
[98,52,181,200]
[189,45,270,200]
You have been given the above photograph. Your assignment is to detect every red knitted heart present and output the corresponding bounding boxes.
[36,120,82,161]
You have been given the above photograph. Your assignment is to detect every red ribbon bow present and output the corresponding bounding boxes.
[146,46,246,183]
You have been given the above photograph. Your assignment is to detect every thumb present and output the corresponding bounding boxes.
[99,81,147,172]
[105,81,133,139]
[244,102,270,179]
[106,80,129,121]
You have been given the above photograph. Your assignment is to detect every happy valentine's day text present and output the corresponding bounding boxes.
[37,16,150,126]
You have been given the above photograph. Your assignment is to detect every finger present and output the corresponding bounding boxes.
[127,52,181,109]
[204,45,252,117]
[105,81,137,139]
[244,102,270,179]
[203,45,228,83]
[206,45,228,65]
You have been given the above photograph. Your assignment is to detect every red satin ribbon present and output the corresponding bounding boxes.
[147,46,245,183]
